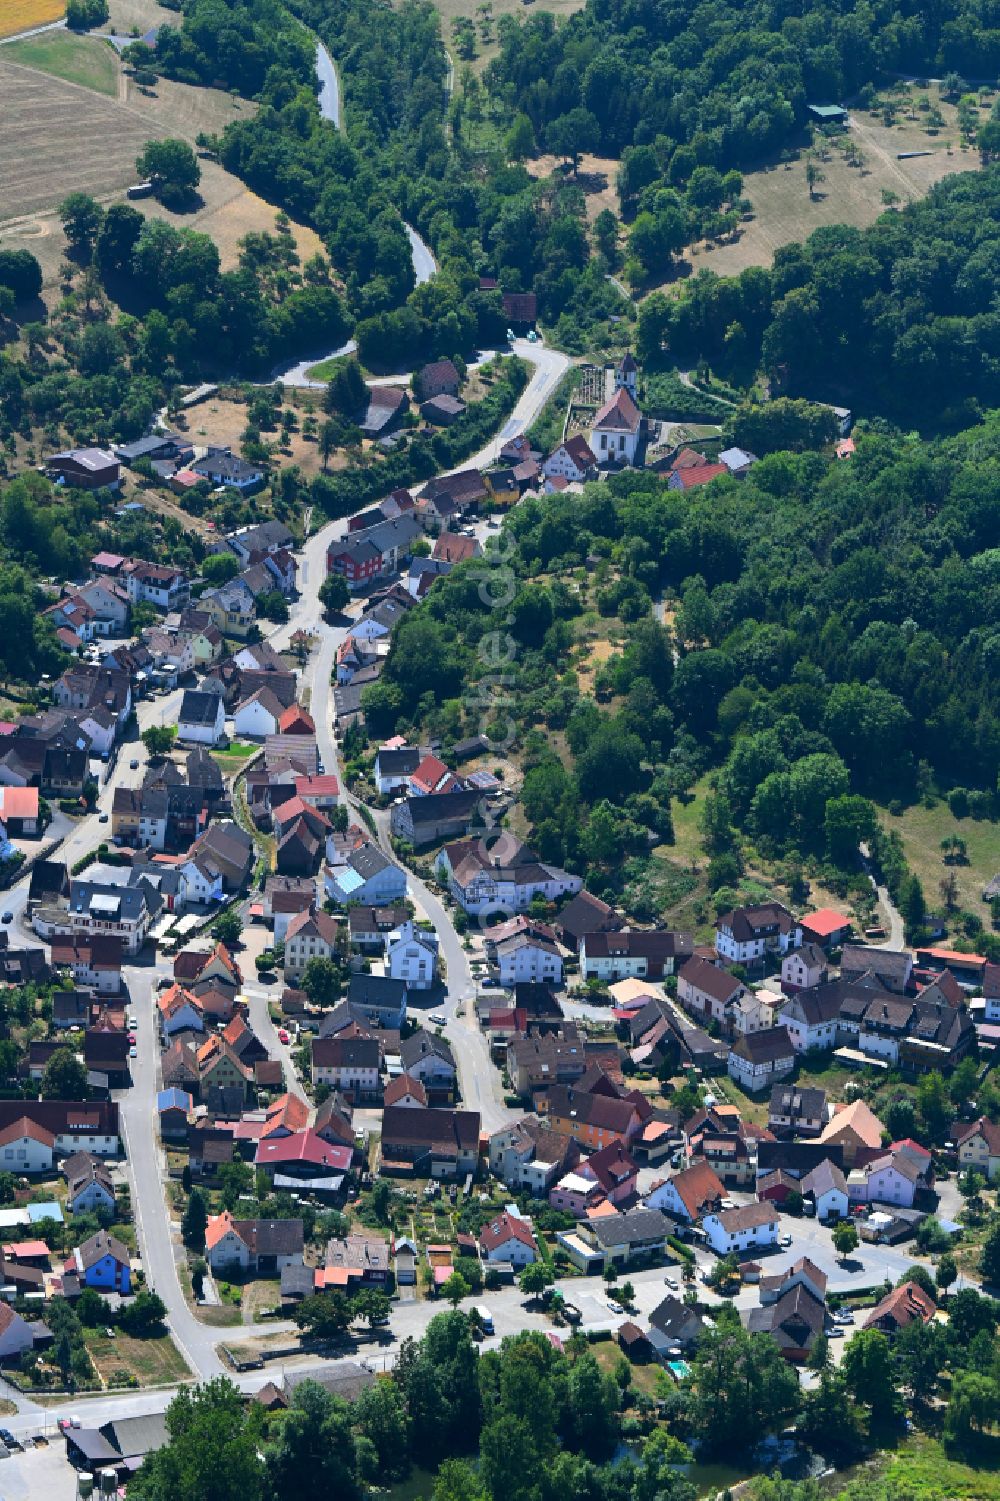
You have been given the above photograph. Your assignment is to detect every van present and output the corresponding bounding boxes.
[474,1306,494,1335]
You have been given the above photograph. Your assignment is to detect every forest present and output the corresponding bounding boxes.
[637,166,1000,427]
[486,0,1000,182]
[366,419,1000,941]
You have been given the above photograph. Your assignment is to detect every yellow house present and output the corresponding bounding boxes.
[955,1118,1000,1181]
[483,468,519,509]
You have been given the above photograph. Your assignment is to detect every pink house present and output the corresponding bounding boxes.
[549,1170,605,1216]
[578,1139,638,1206]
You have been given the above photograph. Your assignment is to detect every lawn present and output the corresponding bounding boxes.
[0,0,64,40]
[212,740,260,777]
[592,1338,662,1400]
[84,1329,191,1387]
[305,354,353,382]
[4,31,119,95]
[877,799,1000,926]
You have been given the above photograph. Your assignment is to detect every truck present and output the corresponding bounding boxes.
[474,1306,494,1335]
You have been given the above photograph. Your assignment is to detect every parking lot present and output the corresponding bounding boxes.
[0,1439,78,1501]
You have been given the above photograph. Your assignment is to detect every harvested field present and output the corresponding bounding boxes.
[0,1,63,40]
[4,30,118,93]
[0,59,154,220]
[0,55,320,285]
[686,94,981,278]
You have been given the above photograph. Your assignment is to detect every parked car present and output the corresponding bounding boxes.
[278,1028,290,1044]
[129,1045,137,1058]
[0,912,12,924]
[98,813,109,823]
[429,1012,446,1026]
[129,759,139,769]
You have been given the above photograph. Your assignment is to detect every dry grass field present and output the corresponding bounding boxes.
[106,0,178,34]
[527,152,619,223]
[0,0,64,40]
[0,41,320,286]
[689,95,981,278]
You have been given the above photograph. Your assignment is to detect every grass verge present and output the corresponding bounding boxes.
[4,31,118,95]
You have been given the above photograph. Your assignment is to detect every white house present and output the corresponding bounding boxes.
[177,689,226,747]
[157,984,204,1037]
[479,1210,537,1266]
[0,1301,45,1364]
[386,923,438,990]
[232,687,285,741]
[728,1027,796,1092]
[325,842,407,907]
[589,387,641,466]
[124,562,190,610]
[374,746,419,795]
[0,1117,54,1174]
[543,434,597,483]
[799,1160,848,1222]
[284,909,339,982]
[77,707,117,759]
[311,1036,381,1097]
[205,1210,304,1275]
[176,855,226,909]
[703,1203,778,1257]
[778,985,842,1054]
[399,1029,456,1089]
[437,836,581,917]
[715,903,801,967]
[781,943,826,993]
[491,931,563,988]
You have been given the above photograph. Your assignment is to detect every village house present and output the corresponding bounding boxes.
[479,1211,538,1266]
[283,909,339,982]
[728,1026,796,1092]
[70,1231,131,1293]
[715,903,801,970]
[703,1202,779,1257]
[379,1105,481,1179]
[677,955,746,1027]
[543,434,597,484]
[437,835,582,916]
[768,1084,827,1138]
[488,1117,581,1196]
[177,689,226,747]
[646,1160,724,1222]
[205,1212,304,1275]
[781,942,827,993]
[954,1116,1000,1181]
[310,1037,381,1101]
[580,929,692,982]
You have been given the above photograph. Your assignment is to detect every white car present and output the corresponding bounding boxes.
[608,1301,624,1315]
[827,1326,843,1339]
[779,1234,793,1247]
[429,1012,446,1026]
[665,1277,679,1291]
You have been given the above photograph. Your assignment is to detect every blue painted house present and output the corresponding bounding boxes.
[72,1230,131,1294]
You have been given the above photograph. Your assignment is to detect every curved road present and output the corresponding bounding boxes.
[268,43,439,385]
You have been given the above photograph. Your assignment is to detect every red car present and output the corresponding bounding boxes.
[128,1032,136,1044]
[278,1028,290,1044]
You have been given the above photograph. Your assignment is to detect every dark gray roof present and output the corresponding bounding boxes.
[347,973,406,1010]
[588,1206,672,1248]
[377,748,420,775]
[400,1028,455,1071]
[179,689,222,727]
[402,789,481,826]
[841,945,912,981]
